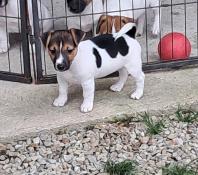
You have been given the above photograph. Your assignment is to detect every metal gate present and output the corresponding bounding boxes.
[1,0,198,84]
[0,0,32,83]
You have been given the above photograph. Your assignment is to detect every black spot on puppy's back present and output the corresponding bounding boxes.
[93,48,102,68]
[116,37,129,56]
[91,34,117,58]
[90,34,129,58]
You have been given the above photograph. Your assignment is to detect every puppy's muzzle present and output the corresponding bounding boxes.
[56,58,70,72]
[67,0,86,13]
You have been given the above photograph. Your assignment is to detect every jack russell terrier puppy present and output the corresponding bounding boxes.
[96,15,136,35]
[41,23,145,113]
[66,0,160,36]
[0,0,52,53]
[101,0,160,36]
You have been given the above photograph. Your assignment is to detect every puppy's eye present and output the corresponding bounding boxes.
[67,48,74,53]
[49,48,56,54]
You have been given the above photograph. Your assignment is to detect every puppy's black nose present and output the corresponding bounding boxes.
[57,63,66,71]
[68,0,86,13]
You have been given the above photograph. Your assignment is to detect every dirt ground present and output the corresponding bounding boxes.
[0,0,197,75]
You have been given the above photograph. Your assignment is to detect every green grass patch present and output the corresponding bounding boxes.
[162,164,198,175]
[104,160,138,175]
[140,112,165,135]
[109,114,140,126]
[175,107,198,123]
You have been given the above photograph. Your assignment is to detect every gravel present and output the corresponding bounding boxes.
[0,114,198,175]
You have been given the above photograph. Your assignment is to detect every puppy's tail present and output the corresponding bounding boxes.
[115,23,136,40]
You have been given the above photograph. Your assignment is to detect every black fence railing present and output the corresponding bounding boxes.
[0,0,32,83]
[0,0,198,84]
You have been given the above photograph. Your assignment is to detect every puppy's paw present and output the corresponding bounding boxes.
[110,83,123,92]
[0,42,9,53]
[131,90,143,100]
[80,101,93,113]
[53,96,67,107]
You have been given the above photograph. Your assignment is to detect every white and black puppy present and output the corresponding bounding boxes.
[0,0,52,53]
[41,23,145,113]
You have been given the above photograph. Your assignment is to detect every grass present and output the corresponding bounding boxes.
[162,164,198,175]
[104,160,138,175]
[109,114,140,126]
[140,112,165,135]
[175,107,198,123]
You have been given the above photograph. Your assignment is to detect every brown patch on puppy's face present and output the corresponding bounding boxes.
[41,29,85,72]
[96,15,136,35]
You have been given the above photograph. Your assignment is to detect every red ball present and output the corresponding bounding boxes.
[158,32,191,61]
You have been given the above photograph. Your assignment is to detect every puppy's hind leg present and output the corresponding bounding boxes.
[110,68,128,92]
[125,64,145,100]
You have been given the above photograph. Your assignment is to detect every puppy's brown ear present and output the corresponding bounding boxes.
[41,31,51,48]
[70,28,86,46]
[96,15,106,34]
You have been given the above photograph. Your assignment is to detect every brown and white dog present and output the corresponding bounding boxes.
[41,23,145,113]
[96,15,136,35]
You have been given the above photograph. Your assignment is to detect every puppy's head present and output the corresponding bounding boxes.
[0,0,8,7]
[41,29,86,72]
[96,15,135,35]
[96,15,113,35]
[67,0,92,13]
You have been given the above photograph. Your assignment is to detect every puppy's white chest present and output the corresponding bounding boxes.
[57,71,80,85]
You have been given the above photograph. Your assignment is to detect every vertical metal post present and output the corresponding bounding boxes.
[31,0,43,82]
[20,0,32,81]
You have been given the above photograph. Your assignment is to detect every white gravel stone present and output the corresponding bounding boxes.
[15,144,22,150]
[33,137,40,145]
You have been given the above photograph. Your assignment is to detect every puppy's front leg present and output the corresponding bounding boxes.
[53,75,68,107]
[151,0,160,35]
[81,79,95,113]
[0,27,10,53]
[136,14,145,37]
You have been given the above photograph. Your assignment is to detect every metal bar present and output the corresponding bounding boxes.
[0,71,32,84]
[19,0,32,81]
[31,0,43,82]
[35,75,57,84]
[143,58,198,72]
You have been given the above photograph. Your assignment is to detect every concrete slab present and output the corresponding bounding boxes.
[0,68,198,142]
